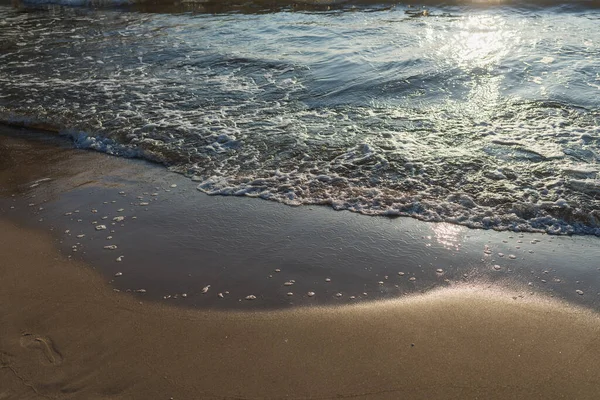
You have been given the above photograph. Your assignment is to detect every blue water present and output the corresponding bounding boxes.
[1,1,599,234]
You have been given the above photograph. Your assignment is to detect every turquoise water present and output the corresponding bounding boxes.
[1,1,599,234]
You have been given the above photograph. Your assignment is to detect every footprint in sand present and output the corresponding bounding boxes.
[19,333,63,366]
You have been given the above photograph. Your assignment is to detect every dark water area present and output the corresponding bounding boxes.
[1,1,599,235]
[6,0,600,14]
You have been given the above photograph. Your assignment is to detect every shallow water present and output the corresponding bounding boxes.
[2,129,600,311]
[1,1,599,234]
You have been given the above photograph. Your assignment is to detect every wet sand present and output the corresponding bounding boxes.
[1,126,600,310]
[2,217,600,399]
[2,127,600,398]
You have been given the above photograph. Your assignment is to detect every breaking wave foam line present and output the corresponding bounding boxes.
[3,116,600,237]
[195,172,600,236]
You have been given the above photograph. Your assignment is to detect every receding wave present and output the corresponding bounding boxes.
[1,2,599,235]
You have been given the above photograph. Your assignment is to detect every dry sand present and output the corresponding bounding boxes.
[2,217,600,399]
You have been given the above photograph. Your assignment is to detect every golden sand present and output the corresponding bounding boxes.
[1,218,600,399]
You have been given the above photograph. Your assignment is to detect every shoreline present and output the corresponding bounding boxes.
[2,127,600,398]
[1,127,600,311]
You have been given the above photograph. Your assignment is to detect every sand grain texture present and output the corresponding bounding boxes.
[1,218,600,400]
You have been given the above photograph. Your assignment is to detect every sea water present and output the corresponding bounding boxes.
[1,0,599,234]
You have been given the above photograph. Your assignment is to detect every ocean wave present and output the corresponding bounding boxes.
[1,3,599,235]
[13,0,600,11]
[4,114,600,236]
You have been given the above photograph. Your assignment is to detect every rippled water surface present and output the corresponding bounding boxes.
[1,1,599,234]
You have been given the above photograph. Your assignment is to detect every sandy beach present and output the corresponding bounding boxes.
[2,0,600,396]
[2,217,600,399]
[2,127,600,399]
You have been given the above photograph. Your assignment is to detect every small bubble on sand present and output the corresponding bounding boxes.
[493,265,502,271]
[508,254,517,259]
[76,234,85,238]
[218,293,224,298]
[287,292,293,296]
[307,292,315,297]
[106,236,113,240]
[436,269,443,273]
[362,292,367,296]
[119,191,125,195]
[498,253,504,257]
[116,256,123,262]
[170,184,177,188]
[541,279,547,283]
[104,245,118,250]
[284,281,294,286]
[325,278,331,282]
[576,290,584,295]
[91,209,98,213]
[274,268,281,273]
[65,212,72,216]
[398,272,405,276]
[151,193,159,196]
[378,281,384,285]
[528,282,533,287]
[335,293,342,298]
[117,208,124,212]
[115,272,123,277]
[139,202,149,206]
[95,225,107,231]
[182,293,187,298]
[245,295,256,300]
[201,285,211,294]
[350,296,356,299]
[65,230,70,234]
[409,277,416,281]
[113,216,125,222]
[135,289,146,293]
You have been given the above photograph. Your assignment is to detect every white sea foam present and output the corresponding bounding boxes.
[1,5,600,235]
